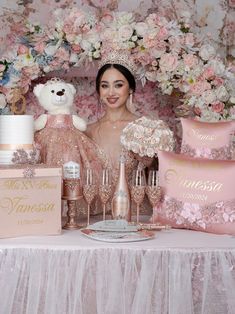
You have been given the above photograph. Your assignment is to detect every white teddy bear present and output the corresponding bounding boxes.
[34,78,87,132]
[33,78,90,167]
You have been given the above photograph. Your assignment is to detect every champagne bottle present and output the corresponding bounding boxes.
[111,155,131,221]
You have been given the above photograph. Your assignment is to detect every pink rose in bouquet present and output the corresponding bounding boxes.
[211,101,225,113]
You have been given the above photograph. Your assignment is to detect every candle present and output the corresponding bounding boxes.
[63,161,80,179]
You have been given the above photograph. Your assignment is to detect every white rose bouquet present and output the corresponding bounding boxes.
[120,116,175,157]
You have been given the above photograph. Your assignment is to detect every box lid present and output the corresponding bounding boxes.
[0,164,62,178]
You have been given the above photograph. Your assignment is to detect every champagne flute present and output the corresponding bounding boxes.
[99,168,112,221]
[83,168,97,226]
[130,169,146,224]
[146,170,161,223]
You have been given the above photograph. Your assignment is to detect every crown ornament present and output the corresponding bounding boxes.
[98,50,137,77]
[45,77,65,85]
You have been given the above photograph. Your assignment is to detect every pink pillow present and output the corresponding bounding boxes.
[154,151,235,235]
[180,118,235,159]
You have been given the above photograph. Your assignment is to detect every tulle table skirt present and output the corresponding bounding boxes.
[0,229,235,314]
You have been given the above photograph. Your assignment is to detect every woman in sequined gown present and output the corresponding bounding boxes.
[85,60,153,216]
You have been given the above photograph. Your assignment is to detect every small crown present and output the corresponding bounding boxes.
[45,77,65,86]
[98,50,137,77]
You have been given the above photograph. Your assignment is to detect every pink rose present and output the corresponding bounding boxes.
[101,11,114,24]
[213,76,224,87]
[34,42,46,54]
[150,42,166,58]
[54,47,70,61]
[194,107,201,116]
[17,44,29,55]
[142,30,159,48]
[159,53,179,72]
[202,67,215,80]
[190,81,211,96]
[71,44,81,52]
[184,33,195,46]
[157,27,168,40]
[146,13,160,26]
[183,54,198,68]
[211,101,225,113]
[63,22,74,34]
[168,37,181,53]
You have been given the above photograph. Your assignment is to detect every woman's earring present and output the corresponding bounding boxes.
[99,97,104,108]
[129,92,133,107]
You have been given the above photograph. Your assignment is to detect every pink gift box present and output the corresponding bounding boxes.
[0,164,62,238]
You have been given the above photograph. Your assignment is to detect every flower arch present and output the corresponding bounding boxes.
[0,7,234,121]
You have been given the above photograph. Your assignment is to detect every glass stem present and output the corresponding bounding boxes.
[136,203,140,224]
[87,204,90,226]
[152,210,154,224]
[103,203,106,221]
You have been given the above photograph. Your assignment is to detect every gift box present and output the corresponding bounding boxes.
[0,164,62,238]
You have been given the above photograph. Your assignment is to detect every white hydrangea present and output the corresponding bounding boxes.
[215,86,229,102]
[199,44,216,61]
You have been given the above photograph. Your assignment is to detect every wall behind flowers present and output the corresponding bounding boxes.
[0,0,234,150]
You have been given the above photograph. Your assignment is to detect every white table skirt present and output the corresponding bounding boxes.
[0,229,235,314]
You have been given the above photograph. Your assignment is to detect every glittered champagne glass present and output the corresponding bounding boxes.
[146,170,161,223]
[83,168,97,226]
[130,170,146,224]
[99,169,112,221]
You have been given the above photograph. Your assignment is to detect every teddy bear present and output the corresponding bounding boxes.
[34,78,87,132]
[33,78,92,168]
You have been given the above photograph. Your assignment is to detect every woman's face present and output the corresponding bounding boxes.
[99,67,130,109]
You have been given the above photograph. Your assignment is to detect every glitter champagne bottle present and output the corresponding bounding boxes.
[111,155,131,221]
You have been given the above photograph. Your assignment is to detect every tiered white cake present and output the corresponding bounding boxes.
[0,115,34,164]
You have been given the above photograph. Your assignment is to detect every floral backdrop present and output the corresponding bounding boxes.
[1,0,234,59]
[0,0,234,150]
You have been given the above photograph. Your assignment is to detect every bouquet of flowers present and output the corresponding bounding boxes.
[120,116,175,157]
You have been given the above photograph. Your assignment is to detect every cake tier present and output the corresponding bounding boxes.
[0,150,34,165]
[0,115,34,145]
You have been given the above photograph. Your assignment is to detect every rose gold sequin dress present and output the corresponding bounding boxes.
[86,140,152,217]
[34,114,101,173]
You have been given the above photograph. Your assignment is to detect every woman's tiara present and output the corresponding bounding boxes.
[98,51,137,77]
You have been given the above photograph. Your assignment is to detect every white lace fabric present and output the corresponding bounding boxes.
[0,229,235,314]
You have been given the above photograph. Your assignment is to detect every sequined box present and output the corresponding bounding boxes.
[0,165,62,238]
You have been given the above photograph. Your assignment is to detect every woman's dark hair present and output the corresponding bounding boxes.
[96,63,136,95]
